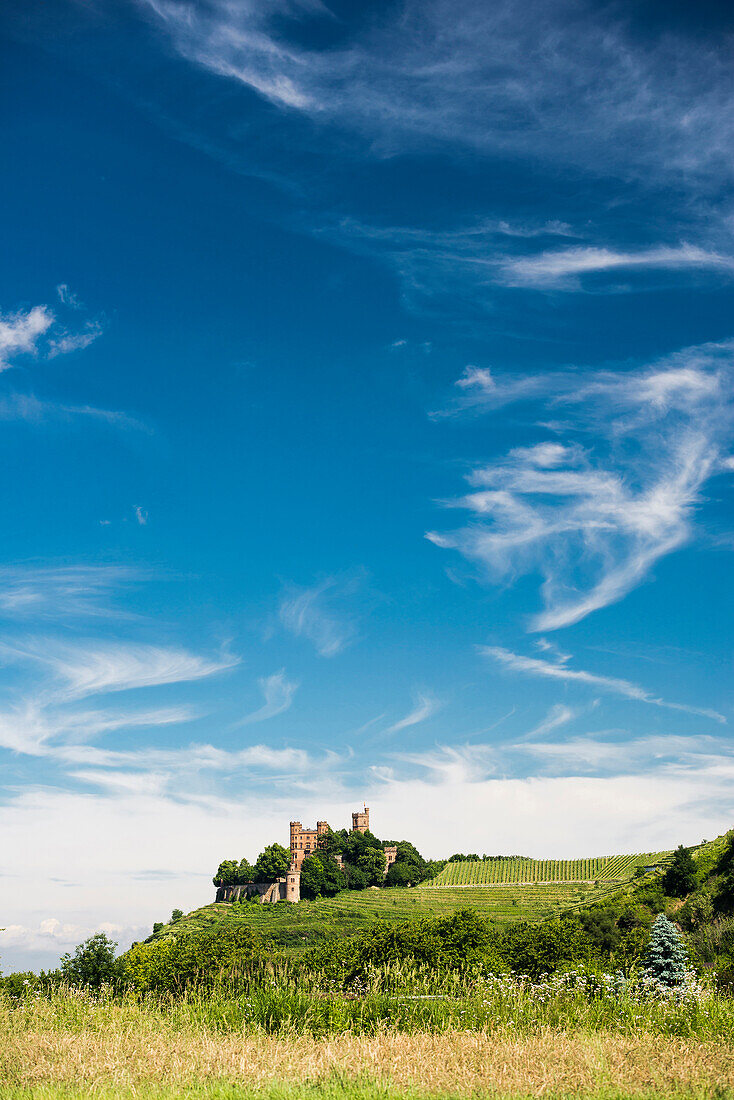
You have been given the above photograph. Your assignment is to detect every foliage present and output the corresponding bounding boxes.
[59,933,121,989]
[356,845,386,884]
[300,852,345,899]
[662,845,697,897]
[121,924,271,993]
[714,832,734,913]
[171,909,183,923]
[642,914,688,989]
[213,859,238,887]
[238,858,255,883]
[385,862,414,887]
[254,843,291,883]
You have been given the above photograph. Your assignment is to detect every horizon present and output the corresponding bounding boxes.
[1,0,734,973]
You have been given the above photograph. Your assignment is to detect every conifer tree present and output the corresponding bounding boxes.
[642,913,688,988]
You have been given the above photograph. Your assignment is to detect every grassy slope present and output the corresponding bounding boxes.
[148,835,733,954]
[151,883,612,952]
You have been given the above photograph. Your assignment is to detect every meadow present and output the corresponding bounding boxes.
[2,973,734,1099]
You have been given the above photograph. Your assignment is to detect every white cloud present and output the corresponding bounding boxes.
[518,733,728,773]
[429,340,734,630]
[279,575,360,657]
[56,284,83,309]
[0,639,237,700]
[481,646,726,724]
[523,703,577,740]
[0,306,54,370]
[386,691,442,734]
[134,505,148,526]
[0,565,138,621]
[47,319,104,357]
[498,244,734,290]
[143,0,734,189]
[235,669,298,725]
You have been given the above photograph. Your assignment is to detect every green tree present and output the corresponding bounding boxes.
[357,845,386,884]
[237,858,255,884]
[385,861,413,887]
[663,846,697,897]
[213,859,238,887]
[342,862,369,890]
[642,913,688,988]
[253,843,291,882]
[60,933,120,989]
[299,852,345,899]
[170,909,183,923]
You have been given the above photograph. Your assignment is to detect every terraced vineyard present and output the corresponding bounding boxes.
[144,881,630,954]
[424,851,671,887]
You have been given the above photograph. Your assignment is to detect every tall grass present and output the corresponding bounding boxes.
[4,964,734,1039]
[3,973,734,1097]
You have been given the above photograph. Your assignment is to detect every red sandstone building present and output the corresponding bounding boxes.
[289,806,397,875]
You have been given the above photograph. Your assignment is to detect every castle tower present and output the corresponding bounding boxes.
[352,806,370,833]
[286,867,300,903]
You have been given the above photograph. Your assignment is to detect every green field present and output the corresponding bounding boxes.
[426,850,672,886]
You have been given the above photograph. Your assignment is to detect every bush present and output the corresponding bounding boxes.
[121,924,271,993]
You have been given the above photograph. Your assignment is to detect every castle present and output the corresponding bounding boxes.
[215,806,397,904]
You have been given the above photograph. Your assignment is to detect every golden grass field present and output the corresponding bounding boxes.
[2,994,733,1100]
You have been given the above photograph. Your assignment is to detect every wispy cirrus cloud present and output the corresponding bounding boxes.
[0,639,237,701]
[143,0,734,189]
[518,732,731,774]
[429,340,734,631]
[481,645,726,724]
[0,701,196,757]
[386,691,442,734]
[0,565,139,621]
[335,220,734,310]
[279,574,361,657]
[235,669,298,726]
[497,244,734,290]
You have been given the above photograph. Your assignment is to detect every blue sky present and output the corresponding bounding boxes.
[2,0,734,971]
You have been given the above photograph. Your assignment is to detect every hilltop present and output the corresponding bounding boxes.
[140,833,730,956]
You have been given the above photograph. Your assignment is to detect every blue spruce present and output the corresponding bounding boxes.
[642,913,688,988]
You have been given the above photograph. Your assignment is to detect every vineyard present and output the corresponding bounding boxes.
[423,851,671,887]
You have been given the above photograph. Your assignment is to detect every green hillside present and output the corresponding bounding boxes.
[141,836,726,957]
[427,850,671,886]
[147,882,612,952]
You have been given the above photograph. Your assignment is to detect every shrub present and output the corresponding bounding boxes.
[121,924,272,993]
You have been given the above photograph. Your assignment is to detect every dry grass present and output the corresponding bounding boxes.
[3,1025,734,1097]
